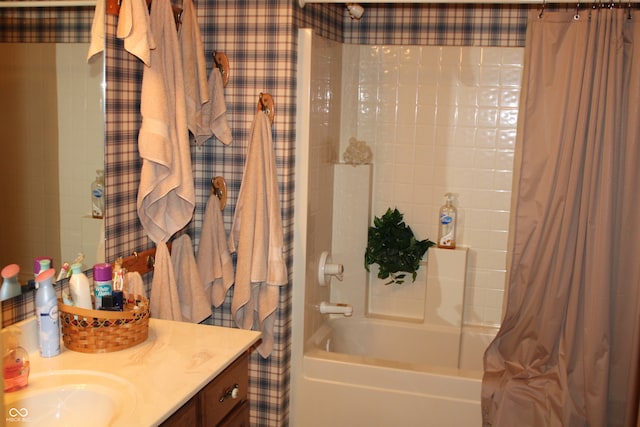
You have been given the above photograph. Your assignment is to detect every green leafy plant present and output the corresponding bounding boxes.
[364,208,435,285]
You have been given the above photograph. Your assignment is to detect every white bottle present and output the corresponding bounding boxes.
[91,169,105,219]
[35,268,60,357]
[69,263,92,310]
[437,193,457,249]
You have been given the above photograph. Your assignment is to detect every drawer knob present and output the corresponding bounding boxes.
[219,384,239,403]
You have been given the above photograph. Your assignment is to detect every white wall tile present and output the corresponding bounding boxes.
[337,45,523,328]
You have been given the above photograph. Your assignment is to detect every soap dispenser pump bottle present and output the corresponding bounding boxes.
[91,169,105,219]
[437,193,457,249]
[35,268,60,357]
[3,327,30,392]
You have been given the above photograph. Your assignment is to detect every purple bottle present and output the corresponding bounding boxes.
[93,263,113,310]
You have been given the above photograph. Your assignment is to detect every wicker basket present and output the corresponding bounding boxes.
[58,296,150,353]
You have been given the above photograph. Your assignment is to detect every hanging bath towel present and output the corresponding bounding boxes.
[87,0,105,61]
[116,0,155,65]
[171,234,212,323]
[228,111,288,358]
[194,63,233,146]
[137,0,195,244]
[179,0,209,138]
[150,241,182,320]
[197,194,234,307]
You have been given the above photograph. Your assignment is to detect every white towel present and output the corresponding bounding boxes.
[87,0,105,62]
[150,242,182,320]
[171,234,211,323]
[179,0,209,137]
[228,111,288,358]
[126,271,146,300]
[197,194,234,307]
[137,0,195,244]
[116,0,155,66]
[194,65,233,146]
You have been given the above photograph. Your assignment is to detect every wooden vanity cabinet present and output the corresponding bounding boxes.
[161,352,250,427]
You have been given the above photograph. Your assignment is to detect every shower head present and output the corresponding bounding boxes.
[346,3,364,20]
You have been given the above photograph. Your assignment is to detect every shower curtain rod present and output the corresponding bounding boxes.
[0,0,95,7]
[300,0,640,4]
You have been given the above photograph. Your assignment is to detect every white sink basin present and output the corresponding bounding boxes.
[4,369,138,427]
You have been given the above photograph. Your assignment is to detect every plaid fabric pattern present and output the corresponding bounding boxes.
[344,4,530,47]
[104,14,150,263]
[197,2,296,424]
[294,2,344,42]
[0,7,92,42]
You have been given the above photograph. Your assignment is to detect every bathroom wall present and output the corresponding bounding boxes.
[340,44,524,328]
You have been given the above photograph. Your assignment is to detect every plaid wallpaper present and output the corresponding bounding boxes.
[0,7,92,42]
[342,4,530,46]
[3,2,538,425]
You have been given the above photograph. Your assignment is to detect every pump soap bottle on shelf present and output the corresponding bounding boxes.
[91,169,105,219]
[437,193,457,249]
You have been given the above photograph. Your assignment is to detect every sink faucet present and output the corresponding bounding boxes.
[318,301,353,317]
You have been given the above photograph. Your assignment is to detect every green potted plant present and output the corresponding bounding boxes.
[364,208,435,285]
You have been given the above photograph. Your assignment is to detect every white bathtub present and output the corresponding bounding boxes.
[294,317,496,427]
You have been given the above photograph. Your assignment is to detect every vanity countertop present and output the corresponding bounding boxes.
[4,317,261,426]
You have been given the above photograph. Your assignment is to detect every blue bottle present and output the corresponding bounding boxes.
[35,268,60,357]
[1,264,22,300]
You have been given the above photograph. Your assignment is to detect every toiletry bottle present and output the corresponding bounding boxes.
[33,256,53,279]
[69,263,92,310]
[112,264,126,311]
[56,261,71,282]
[1,264,22,300]
[437,193,457,249]
[91,169,105,219]
[35,268,60,357]
[3,327,30,392]
[93,263,112,310]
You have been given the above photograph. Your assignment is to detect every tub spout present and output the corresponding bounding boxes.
[319,301,353,317]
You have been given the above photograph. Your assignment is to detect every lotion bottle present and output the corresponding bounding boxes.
[35,268,60,357]
[437,193,457,249]
[69,263,92,310]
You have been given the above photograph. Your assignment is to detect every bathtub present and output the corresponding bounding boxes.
[294,317,496,427]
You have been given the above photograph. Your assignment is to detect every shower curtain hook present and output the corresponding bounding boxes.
[538,0,546,19]
[574,2,581,20]
[628,0,632,19]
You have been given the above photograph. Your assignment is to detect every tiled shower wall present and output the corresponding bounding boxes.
[341,45,524,327]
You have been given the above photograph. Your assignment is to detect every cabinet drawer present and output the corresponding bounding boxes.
[218,400,250,427]
[159,394,199,427]
[200,352,249,426]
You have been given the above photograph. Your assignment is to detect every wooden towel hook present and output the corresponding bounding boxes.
[211,176,227,210]
[257,93,275,124]
[213,51,230,88]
